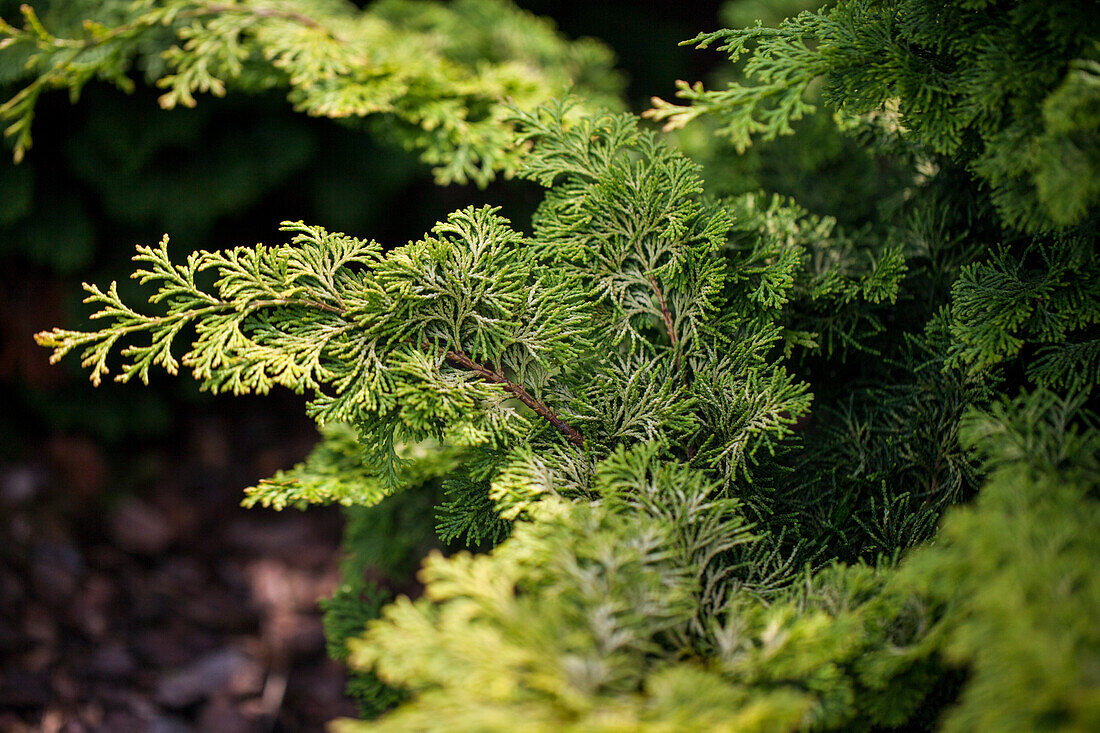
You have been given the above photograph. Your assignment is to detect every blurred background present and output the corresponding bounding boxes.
[0,1,727,730]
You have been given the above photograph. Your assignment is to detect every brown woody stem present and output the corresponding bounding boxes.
[297,295,583,448]
[439,346,584,448]
[647,275,677,349]
[648,274,692,392]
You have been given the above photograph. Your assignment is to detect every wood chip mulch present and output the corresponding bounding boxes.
[1,402,361,732]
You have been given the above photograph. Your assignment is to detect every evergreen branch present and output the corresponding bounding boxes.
[0,0,623,184]
[512,103,731,356]
[36,207,589,457]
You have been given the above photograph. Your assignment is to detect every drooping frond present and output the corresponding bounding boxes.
[0,0,623,184]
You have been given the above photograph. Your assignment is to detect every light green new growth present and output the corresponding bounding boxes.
[0,0,622,184]
[243,422,467,510]
[36,202,593,496]
[326,392,1099,733]
[338,446,781,733]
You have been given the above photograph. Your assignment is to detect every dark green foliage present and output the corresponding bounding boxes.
[777,329,991,563]
[321,481,447,718]
[321,580,405,719]
[651,0,1100,232]
[721,192,907,361]
[947,236,1100,390]
[435,473,511,547]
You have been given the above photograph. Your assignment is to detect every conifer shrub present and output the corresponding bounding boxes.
[12,0,1099,729]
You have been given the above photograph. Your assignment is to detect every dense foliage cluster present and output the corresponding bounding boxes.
[16,0,1099,729]
[0,0,621,184]
[648,0,1100,232]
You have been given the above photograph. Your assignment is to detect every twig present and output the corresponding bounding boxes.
[440,346,585,448]
[647,274,678,350]
[647,274,692,392]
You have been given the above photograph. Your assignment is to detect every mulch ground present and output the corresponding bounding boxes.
[0,402,361,732]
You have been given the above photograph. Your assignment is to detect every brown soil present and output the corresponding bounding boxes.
[0,404,359,732]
